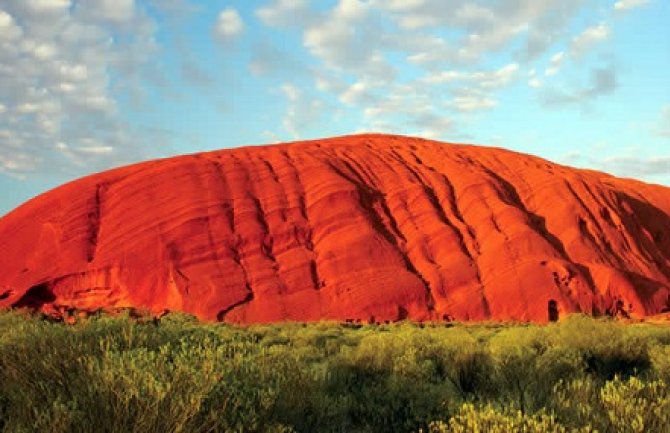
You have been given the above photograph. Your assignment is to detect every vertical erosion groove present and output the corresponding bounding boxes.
[326,157,436,310]
[212,157,254,317]
[87,184,104,263]
[482,166,571,261]
[410,152,490,316]
[282,149,324,290]
[249,164,287,295]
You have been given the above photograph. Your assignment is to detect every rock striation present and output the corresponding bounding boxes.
[1,134,669,322]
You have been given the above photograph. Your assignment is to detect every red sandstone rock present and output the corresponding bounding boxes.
[1,134,669,323]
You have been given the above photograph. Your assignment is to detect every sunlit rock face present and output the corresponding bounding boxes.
[1,134,669,323]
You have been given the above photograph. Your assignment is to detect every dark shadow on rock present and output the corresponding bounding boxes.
[11,283,55,309]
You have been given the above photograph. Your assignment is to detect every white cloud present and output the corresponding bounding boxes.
[23,0,71,15]
[359,82,456,138]
[256,0,316,27]
[0,152,40,173]
[448,95,497,112]
[571,23,610,58]
[339,81,372,105]
[655,105,670,138]
[60,63,89,81]
[281,83,300,102]
[527,68,543,87]
[376,0,591,62]
[214,8,244,40]
[614,0,648,11]
[76,0,136,23]
[423,63,519,88]
[413,112,453,139]
[255,0,623,142]
[302,1,394,80]
[542,67,618,106]
[602,156,670,177]
[279,83,325,139]
[32,42,58,59]
[147,0,200,16]
[454,3,498,28]
[313,70,348,94]
[538,23,609,88]
[544,51,564,76]
[0,10,23,40]
[249,41,301,76]
[404,36,455,69]
[335,0,369,20]
[0,0,159,176]
[259,1,393,80]
[75,145,114,154]
[255,1,536,140]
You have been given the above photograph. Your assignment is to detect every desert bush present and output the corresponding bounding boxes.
[599,376,670,433]
[552,375,670,433]
[557,315,650,379]
[487,326,584,413]
[650,343,670,382]
[423,403,594,433]
[1,312,670,432]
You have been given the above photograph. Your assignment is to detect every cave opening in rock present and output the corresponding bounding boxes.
[548,299,559,322]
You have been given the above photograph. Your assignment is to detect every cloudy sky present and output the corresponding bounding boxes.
[0,0,668,215]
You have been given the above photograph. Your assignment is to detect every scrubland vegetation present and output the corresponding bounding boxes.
[1,311,670,432]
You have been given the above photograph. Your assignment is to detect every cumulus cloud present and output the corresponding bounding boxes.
[256,0,317,27]
[255,0,615,130]
[339,80,376,106]
[528,68,543,87]
[255,0,634,141]
[567,149,670,181]
[602,156,670,177]
[447,95,498,112]
[76,0,136,23]
[614,0,649,11]
[358,82,455,139]
[422,63,519,88]
[570,23,610,58]
[392,63,519,115]
[375,0,592,63]
[280,83,325,139]
[249,41,300,76]
[0,10,23,40]
[411,111,454,139]
[21,0,71,16]
[545,51,565,76]
[302,0,394,81]
[542,67,618,106]
[147,0,200,16]
[214,8,244,40]
[0,0,159,177]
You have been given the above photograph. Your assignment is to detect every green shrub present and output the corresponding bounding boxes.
[552,375,670,433]
[650,343,670,382]
[423,403,594,433]
[487,326,583,413]
[1,312,670,432]
[557,315,650,379]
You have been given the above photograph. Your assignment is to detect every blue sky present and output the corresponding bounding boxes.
[0,0,668,215]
